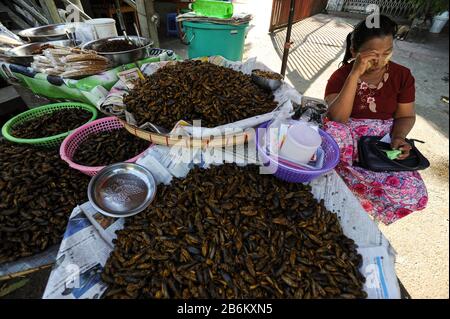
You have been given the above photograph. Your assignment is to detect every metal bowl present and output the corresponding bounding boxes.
[87,163,157,218]
[18,24,69,42]
[81,36,153,67]
[251,72,283,91]
[5,40,81,67]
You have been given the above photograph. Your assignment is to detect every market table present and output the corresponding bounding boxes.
[0,54,401,299]
[0,142,401,299]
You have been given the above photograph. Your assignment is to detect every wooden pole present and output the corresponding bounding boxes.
[135,0,160,47]
[12,0,49,25]
[40,0,63,24]
[0,3,31,29]
[280,0,296,77]
[123,0,137,10]
[0,263,53,282]
[37,0,54,24]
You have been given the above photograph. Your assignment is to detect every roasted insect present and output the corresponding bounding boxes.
[0,141,90,264]
[72,129,150,167]
[10,108,92,139]
[97,40,140,53]
[102,164,367,299]
[124,60,279,129]
[252,69,283,80]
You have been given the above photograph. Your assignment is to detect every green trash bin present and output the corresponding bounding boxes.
[182,21,249,61]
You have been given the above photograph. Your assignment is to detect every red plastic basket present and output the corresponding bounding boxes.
[60,117,152,176]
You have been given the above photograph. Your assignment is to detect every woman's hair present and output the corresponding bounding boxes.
[342,15,398,65]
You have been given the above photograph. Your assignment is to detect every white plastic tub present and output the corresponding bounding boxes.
[279,122,322,164]
[85,18,118,39]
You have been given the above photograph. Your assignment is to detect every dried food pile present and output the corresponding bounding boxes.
[0,141,90,264]
[97,40,140,53]
[10,108,92,139]
[124,60,279,129]
[73,130,150,167]
[252,69,283,80]
[102,164,367,299]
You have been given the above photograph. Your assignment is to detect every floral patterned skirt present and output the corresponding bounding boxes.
[324,118,428,225]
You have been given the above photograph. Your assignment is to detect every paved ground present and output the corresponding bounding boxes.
[242,2,449,299]
[163,0,449,299]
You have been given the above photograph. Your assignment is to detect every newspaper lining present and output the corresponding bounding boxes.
[43,143,401,299]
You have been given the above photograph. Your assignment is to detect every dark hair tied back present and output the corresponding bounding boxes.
[342,14,398,65]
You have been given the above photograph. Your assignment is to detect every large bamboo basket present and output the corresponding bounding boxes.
[121,120,253,148]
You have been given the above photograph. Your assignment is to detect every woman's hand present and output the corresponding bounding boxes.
[391,137,412,160]
[350,51,378,77]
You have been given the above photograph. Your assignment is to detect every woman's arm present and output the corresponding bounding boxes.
[326,51,379,123]
[325,72,360,123]
[391,102,416,160]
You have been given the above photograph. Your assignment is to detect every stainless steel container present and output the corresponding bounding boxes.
[18,24,69,42]
[5,40,80,67]
[251,72,283,91]
[81,36,153,67]
[87,163,157,218]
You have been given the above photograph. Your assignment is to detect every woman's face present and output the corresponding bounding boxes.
[352,35,394,73]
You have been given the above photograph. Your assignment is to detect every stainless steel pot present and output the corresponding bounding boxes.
[81,36,153,67]
[18,24,69,42]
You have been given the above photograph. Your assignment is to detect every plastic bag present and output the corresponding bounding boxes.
[71,22,97,44]
[62,53,109,63]
[65,60,109,71]
[292,96,328,127]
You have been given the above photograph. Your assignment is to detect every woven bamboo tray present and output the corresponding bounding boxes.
[121,120,253,148]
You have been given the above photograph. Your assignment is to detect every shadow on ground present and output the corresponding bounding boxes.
[270,15,354,94]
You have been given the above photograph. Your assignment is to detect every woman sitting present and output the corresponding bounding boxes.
[324,15,428,225]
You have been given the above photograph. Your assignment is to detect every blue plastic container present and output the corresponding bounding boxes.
[166,13,178,37]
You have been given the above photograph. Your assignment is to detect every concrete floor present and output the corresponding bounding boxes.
[161,0,449,299]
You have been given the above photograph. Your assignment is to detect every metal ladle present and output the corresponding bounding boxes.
[114,0,133,46]
[134,23,144,47]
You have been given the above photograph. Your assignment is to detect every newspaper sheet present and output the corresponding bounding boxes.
[43,142,401,299]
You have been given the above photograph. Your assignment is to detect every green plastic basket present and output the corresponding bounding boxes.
[1,102,98,148]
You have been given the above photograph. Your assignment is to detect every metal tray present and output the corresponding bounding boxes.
[5,40,80,66]
[18,24,69,42]
[87,163,157,218]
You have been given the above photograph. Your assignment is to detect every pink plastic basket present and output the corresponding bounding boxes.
[60,117,152,176]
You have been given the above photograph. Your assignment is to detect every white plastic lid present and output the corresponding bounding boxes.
[85,18,116,25]
[288,123,322,148]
